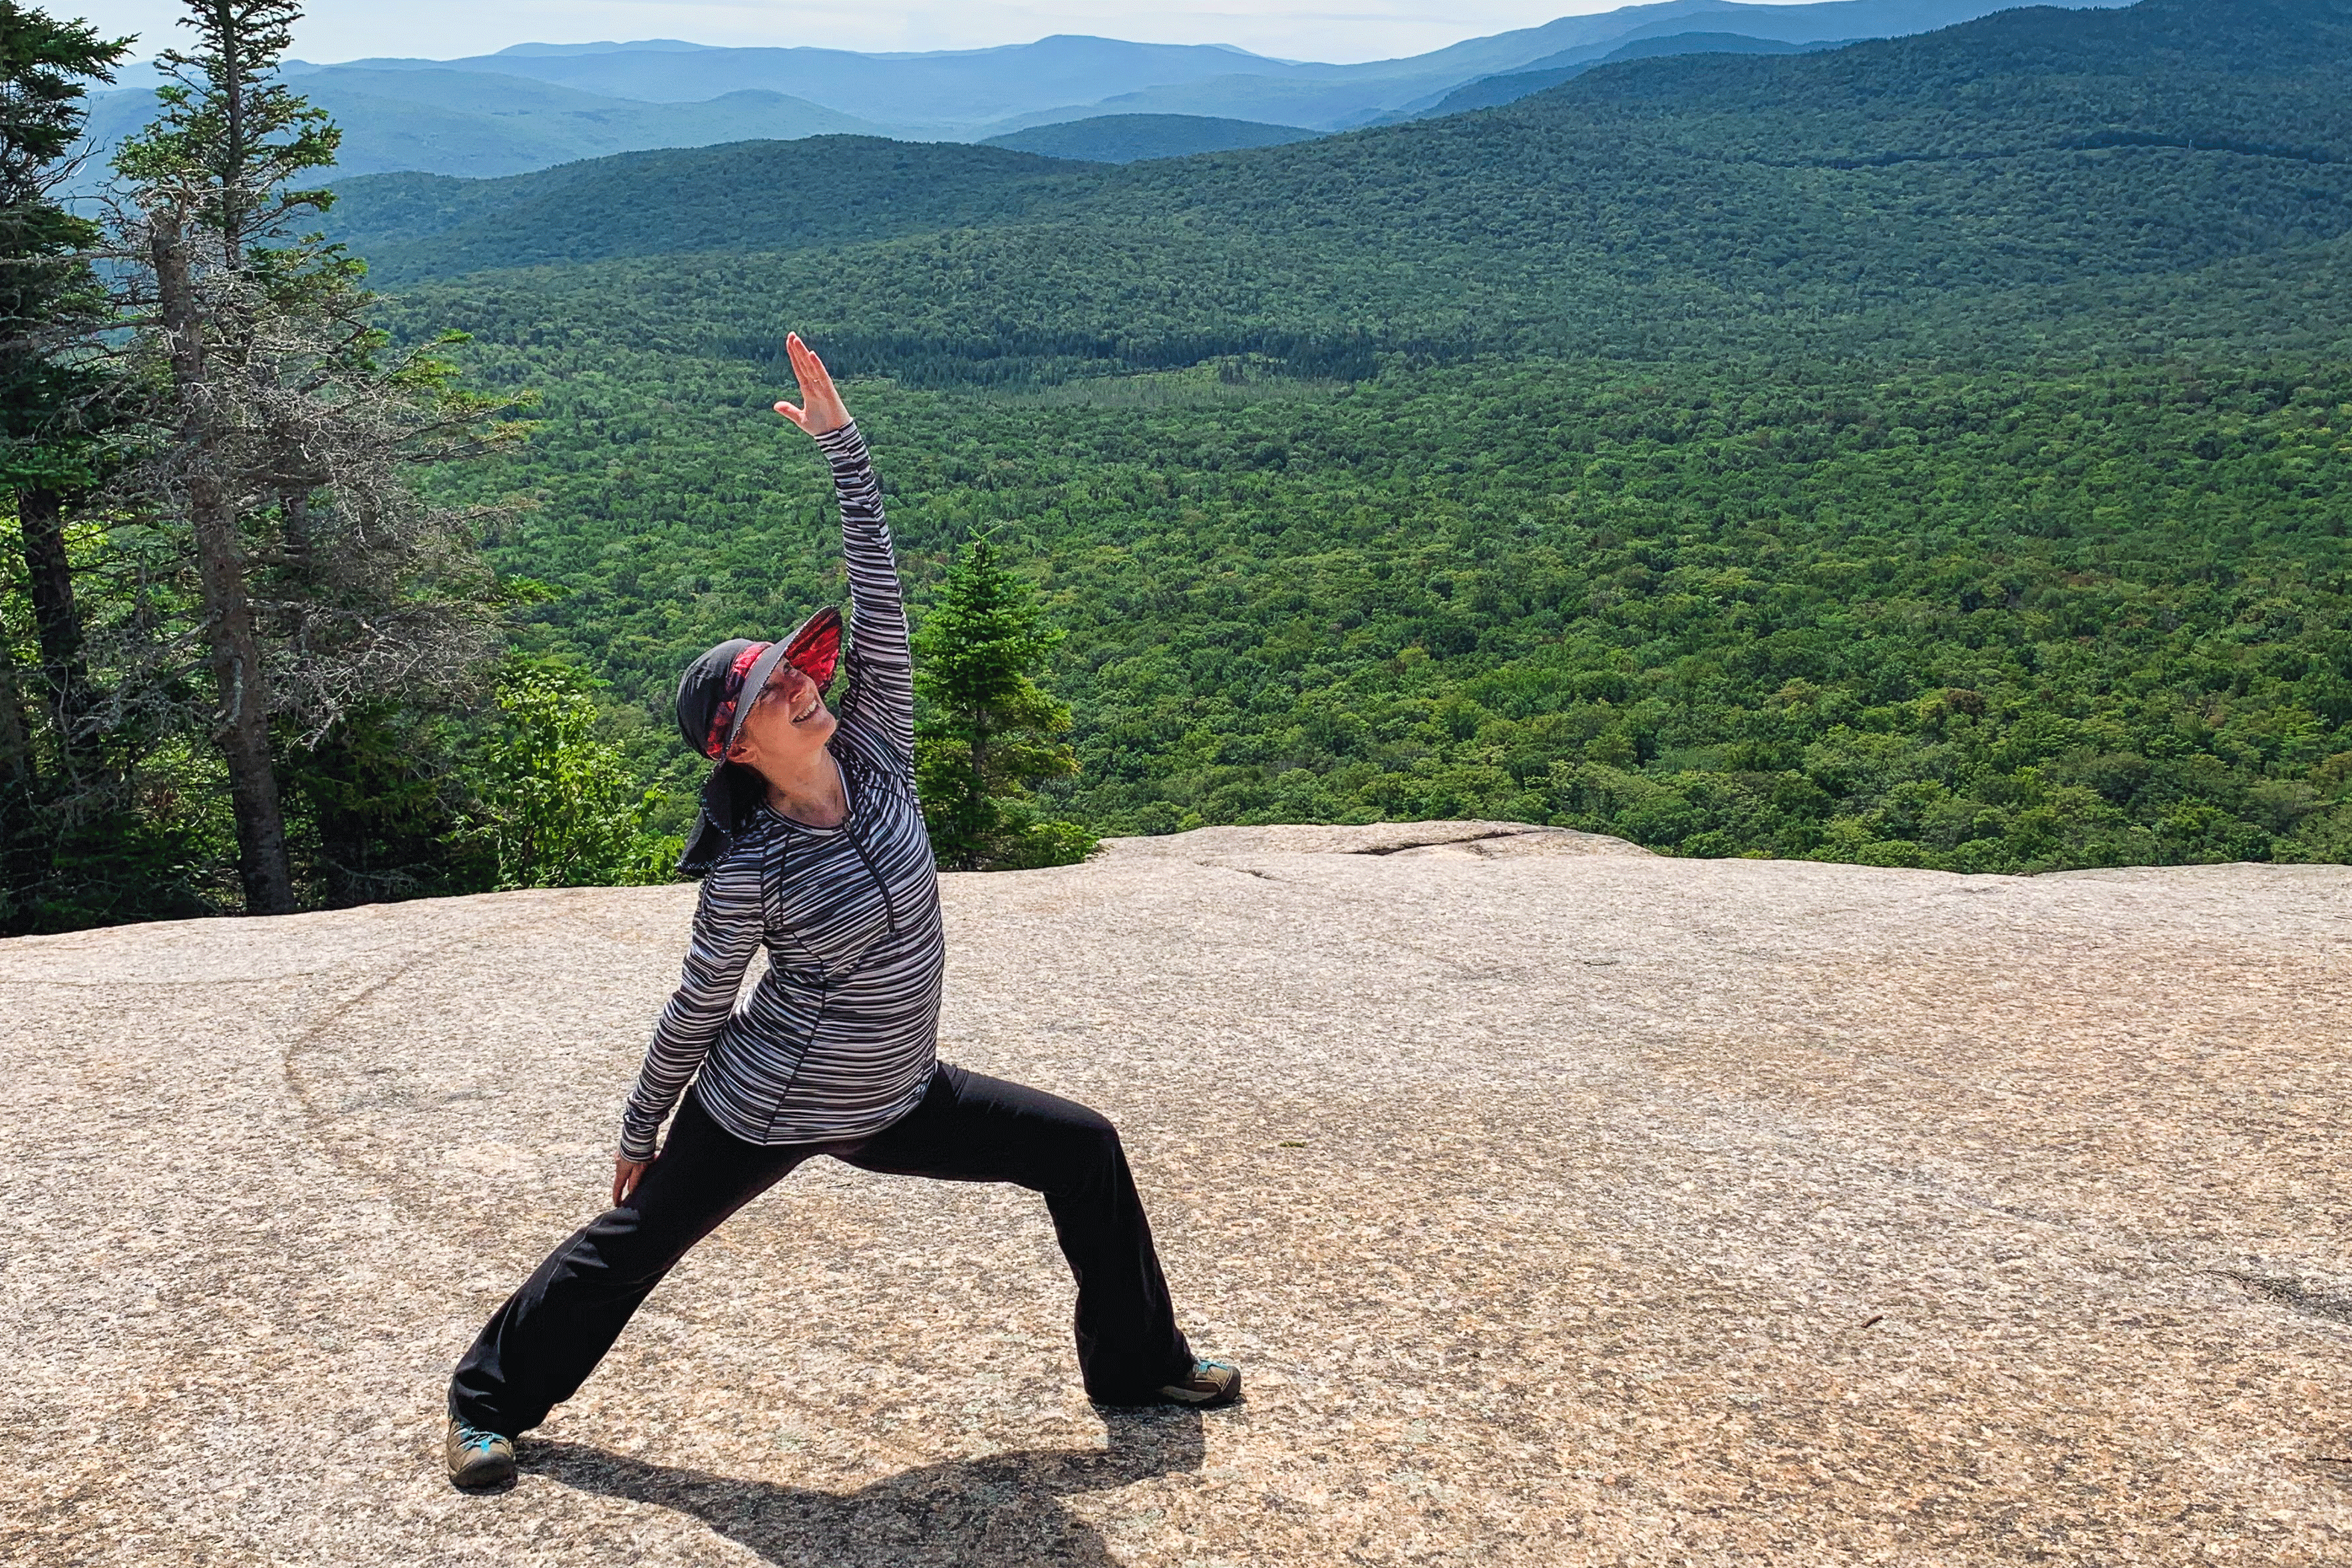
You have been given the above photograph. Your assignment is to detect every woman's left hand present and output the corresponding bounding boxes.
[612,1156,651,1206]
[774,332,852,437]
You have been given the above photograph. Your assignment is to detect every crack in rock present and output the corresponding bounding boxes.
[1347,829,1544,856]
[2218,1271,2352,1325]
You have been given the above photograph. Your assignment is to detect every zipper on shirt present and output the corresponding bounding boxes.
[845,822,900,933]
[838,760,900,933]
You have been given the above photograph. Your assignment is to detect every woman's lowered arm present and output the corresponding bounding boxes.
[613,856,762,1198]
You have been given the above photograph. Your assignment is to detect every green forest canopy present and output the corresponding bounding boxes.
[352,0,2351,874]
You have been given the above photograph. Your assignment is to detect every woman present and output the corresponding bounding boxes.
[445,334,1238,1489]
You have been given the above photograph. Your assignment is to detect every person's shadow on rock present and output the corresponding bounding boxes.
[528,1405,1206,1567]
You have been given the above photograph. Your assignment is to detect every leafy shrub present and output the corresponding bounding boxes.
[464,658,679,888]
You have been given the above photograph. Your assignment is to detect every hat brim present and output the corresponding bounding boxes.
[779,605,843,692]
[719,606,843,760]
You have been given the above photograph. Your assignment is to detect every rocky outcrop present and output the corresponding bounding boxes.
[7,824,2349,1565]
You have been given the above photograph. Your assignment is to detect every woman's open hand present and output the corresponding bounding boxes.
[774,332,851,437]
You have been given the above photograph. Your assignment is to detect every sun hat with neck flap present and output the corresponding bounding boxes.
[673,605,843,875]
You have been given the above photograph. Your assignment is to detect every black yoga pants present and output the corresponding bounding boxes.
[448,1063,1196,1435]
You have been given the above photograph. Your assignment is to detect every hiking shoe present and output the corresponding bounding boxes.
[445,1418,516,1488]
[1156,1358,1243,1408]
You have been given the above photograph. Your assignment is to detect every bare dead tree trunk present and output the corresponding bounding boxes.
[153,210,293,915]
[15,484,92,744]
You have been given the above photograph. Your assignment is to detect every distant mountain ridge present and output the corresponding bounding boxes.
[323,35,1321,126]
[79,67,890,180]
[982,115,1321,164]
[1423,31,1854,118]
[77,0,2130,181]
[333,0,2352,372]
[328,139,1092,279]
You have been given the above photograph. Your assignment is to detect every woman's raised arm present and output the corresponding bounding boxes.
[775,334,914,768]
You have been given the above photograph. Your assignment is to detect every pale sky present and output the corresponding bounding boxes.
[75,1,1747,68]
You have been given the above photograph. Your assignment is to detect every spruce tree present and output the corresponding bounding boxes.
[0,1,128,929]
[911,531,1096,871]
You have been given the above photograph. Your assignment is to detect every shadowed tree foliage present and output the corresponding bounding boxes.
[0,0,128,933]
[912,530,1096,871]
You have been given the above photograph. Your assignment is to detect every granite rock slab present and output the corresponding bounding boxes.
[5,821,2350,1565]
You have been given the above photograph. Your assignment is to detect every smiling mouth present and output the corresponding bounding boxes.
[791,695,822,724]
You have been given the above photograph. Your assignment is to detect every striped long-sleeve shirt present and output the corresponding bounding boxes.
[617,422,945,1161]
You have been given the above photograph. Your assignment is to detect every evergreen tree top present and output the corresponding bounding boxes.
[0,1,131,484]
[114,0,339,240]
[913,530,1065,703]
[0,0,128,199]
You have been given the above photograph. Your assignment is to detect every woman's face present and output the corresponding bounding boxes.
[730,662,836,774]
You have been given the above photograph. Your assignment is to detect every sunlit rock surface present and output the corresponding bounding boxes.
[7,822,2350,1565]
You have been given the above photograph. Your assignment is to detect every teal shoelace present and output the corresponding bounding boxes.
[455,1424,506,1453]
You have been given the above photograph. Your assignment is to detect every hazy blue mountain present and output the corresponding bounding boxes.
[77,67,894,181]
[1602,29,1846,60]
[1515,27,1842,76]
[304,1,2140,134]
[1424,32,1850,118]
[1297,0,2091,81]
[330,35,1312,126]
[982,114,1320,163]
[1381,2,1974,119]
[83,0,2135,182]
[979,76,1450,136]
[904,1,2125,132]
[487,39,714,57]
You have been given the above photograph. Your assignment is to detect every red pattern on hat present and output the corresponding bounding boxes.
[702,641,773,759]
[781,611,842,693]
